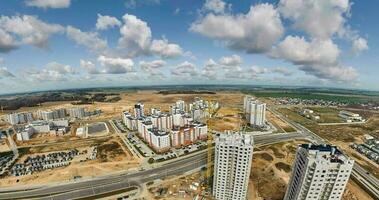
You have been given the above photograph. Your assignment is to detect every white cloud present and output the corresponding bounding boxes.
[219,55,242,67]
[171,61,198,77]
[0,30,17,53]
[27,61,75,82]
[351,37,368,56]
[80,60,100,74]
[279,0,350,39]
[97,55,134,74]
[271,36,339,66]
[0,15,63,51]
[271,35,357,81]
[0,67,15,78]
[25,0,71,9]
[190,3,284,53]
[96,14,121,30]
[140,60,166,71]
[118,14,152,56]
[118,14,183,58]
[66,26,108,54]
[201,59,218,79]
[204,0,228,14]
[150,38,183,58]
[45,61,76,74]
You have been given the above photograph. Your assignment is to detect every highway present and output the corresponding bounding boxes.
[269,107,379,199]
[0,132,302,200]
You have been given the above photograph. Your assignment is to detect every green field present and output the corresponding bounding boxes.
[244,90,379,104]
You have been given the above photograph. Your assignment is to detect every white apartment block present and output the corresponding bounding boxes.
[148,128,171,152]
[134,103,144,118]
[213,132,254,200]
[68,107,86,119]
[38,108,66,121]
[7,112,33,125]
[123,111,137,131]
[284,144,354,200]
[243,96,266,127]
[176,100,186,112]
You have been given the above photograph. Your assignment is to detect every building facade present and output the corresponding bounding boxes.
[284,144,354,200]
[134,103,144,118]
[213,132,254,200]
[243,96,266,127]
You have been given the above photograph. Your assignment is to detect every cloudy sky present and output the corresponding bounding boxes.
[0,0,377,94]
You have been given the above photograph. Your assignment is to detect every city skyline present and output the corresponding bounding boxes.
[0,0,377,94]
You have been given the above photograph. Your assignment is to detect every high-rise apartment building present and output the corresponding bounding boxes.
[284,144,354,200]
[213,131,254,200]
[134,103,144,118]
[243,96,266,127]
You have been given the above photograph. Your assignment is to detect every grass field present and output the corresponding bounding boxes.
[244,90,379,104]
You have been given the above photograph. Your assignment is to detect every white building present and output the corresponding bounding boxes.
[148,128,171,152]
[122,111,137,131]
[176,100,186,112]
[68,107,86,119]
[284,144,354,200]
[38,108,66,121]
[244,96,266,127]
[213,131,254,200]
[134,103,144,118]
[339,110,364,122]
[6,112,33,125]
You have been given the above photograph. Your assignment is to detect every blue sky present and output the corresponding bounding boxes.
[0,0,377,94]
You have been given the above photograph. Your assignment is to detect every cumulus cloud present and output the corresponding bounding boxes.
[190,3,284,53]
[96,14,121,30]
[150,38,183,58]
[279,0,350,39]
[351,37,368,56]
[203,0,228,14]
[0,67,15,78]
[118,14,183,58]
[66,26,108,54]
[140,60,166,71]
[171,61,198,77]
[118,14,152,56]
[97,55,134,74]
[45,61,76,74]
[201,59,218,79]
[25,0,71,9]
[27,61,75,82]
[80,60,100,74]
[0,15,63,52]
[271,36,339,66]
[219,55,242,67]
[271,35,357,81]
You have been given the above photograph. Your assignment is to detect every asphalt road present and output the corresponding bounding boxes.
[0,132,302,200]
[270,107,379,199]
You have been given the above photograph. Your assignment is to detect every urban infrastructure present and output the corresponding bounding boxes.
[213,131,254,200]
[284,144,354,200]
[243,96,266,127]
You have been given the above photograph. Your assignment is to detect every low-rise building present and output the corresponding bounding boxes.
[339,110,364,122]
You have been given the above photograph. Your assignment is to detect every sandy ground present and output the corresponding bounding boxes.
[266,110,295,132]
[250,140,373,200]
[210,107,242,132]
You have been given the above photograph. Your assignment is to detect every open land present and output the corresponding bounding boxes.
[249,141,373,200]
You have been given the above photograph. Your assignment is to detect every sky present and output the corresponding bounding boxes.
[0,0,378,94]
